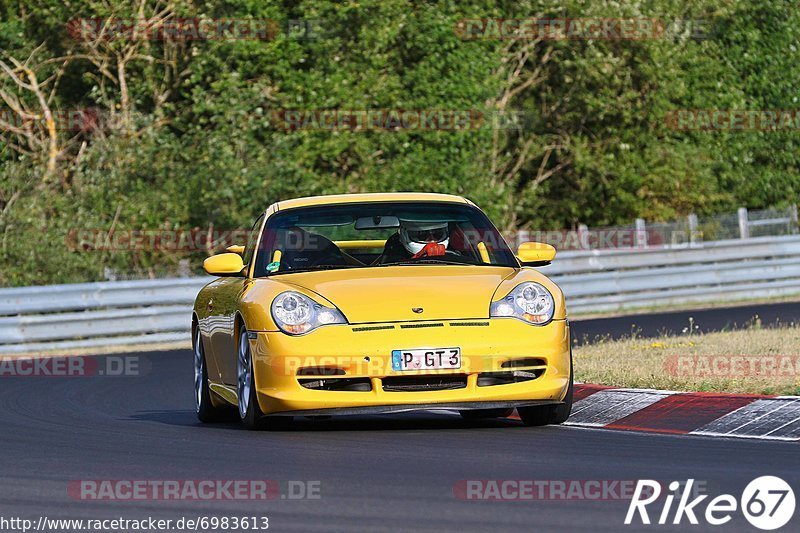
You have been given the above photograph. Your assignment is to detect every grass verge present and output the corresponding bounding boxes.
[573,324,800,395]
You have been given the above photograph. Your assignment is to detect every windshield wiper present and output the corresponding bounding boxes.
[380,259,471,266]
[270,264,362,274]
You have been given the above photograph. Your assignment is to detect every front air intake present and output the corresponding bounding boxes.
[500,358,547,369]
[477,369,544,387]
[382,375,467,392]
[298,377,372,391]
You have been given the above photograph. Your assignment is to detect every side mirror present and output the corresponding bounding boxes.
[516,242,556,266]
[226,244,245,255]
[203,253,245,276]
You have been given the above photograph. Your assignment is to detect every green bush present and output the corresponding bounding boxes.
[1,0,799,285]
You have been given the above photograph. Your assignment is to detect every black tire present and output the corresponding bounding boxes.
[238,325,293,431]
[518,356,573,427]
[459,408,514,420]
[194,328,232,423]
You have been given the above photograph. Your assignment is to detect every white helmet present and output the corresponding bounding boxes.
[399,220,449,255]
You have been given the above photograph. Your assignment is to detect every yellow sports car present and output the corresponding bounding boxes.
[193,193,572,430]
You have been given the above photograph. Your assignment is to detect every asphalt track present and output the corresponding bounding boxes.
[0,349,797,532]
[571,300,800,343]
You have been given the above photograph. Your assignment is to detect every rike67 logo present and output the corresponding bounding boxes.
[626,477,795,530]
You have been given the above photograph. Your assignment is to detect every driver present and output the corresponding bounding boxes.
[376,220,450,263]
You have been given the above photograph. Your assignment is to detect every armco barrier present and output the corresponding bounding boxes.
[548,235,800,312]
[1,235,799,353]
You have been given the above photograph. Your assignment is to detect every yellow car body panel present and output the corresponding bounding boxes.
[233,265,566,331]
[193,192,571,418]
[251,319,570,415]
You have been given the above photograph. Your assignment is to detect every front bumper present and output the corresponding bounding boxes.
[250,318,570,415]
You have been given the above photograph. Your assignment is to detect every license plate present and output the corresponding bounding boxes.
[391,348,461,371]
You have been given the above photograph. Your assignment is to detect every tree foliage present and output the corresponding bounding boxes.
[0,0,798,285]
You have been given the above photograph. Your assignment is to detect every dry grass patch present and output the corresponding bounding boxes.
[573,325,800,395]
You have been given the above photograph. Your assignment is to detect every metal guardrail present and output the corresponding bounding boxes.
[0,279,206,353]
[547,235,800,312]
[1,235,799,353]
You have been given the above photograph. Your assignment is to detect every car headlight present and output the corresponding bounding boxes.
[490,282,555,324]
[271,291,347,335]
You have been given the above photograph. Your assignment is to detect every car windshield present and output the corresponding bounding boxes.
[252,202,519,276]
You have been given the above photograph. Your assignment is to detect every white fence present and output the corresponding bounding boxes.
[1,234,799,353]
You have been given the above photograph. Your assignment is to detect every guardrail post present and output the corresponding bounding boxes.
[790,204,798,234]
[179,259,191,278]
[688,214,699,245]
[738,207,749,239]
[578,224,589,250]
[635,218,647,248]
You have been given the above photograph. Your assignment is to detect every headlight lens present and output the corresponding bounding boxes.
[490,282,555,324]
[271,291,347,334]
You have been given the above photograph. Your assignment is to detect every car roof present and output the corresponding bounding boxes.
[275,192,471,211]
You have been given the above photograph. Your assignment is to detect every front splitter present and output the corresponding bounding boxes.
[269,399,561,417]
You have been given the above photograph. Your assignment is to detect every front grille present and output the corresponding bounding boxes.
[352,325,395,332]
[399,322,445,329]
[448,321,490,327]
[382,374,468,392]
[477,369,544,387]
[298,378,372,391]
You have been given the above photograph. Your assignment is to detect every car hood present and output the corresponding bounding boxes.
[277,266,518,324]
